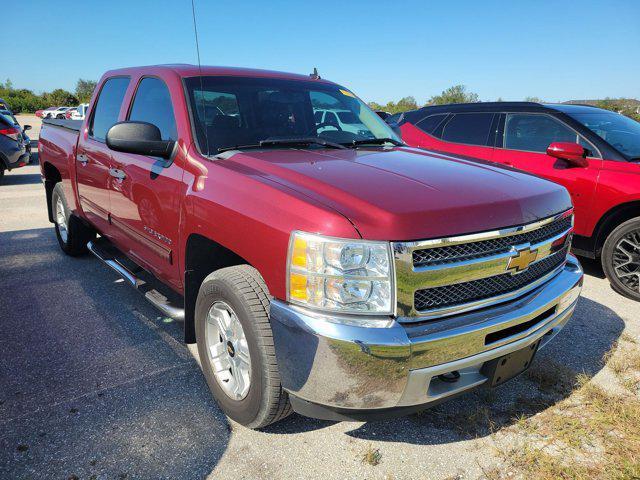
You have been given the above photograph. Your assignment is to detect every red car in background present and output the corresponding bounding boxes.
[392,102,640,301]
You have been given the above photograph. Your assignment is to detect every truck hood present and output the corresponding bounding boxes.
[219,147,572,241]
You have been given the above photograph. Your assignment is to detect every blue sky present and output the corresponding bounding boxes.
[5,0,639,104]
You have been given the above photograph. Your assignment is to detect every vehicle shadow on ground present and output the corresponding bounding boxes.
[266,295,624,443]
[0,228,230,479]
[1,173,41,185]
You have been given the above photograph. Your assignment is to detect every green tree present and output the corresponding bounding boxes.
[428,85,479,105]
[524,96,543,103]
[75,79,97,103]
[44,89,78,107]
[368,96,418,114]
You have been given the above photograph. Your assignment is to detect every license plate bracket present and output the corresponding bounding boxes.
[481,340,540,387]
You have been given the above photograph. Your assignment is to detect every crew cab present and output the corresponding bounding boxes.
[394,102,640,301]
[38,66,583,428]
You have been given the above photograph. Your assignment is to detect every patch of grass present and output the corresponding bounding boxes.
[497,379,640,480]
[609,349,640,376]
[362,444,382,466]
[620,332,638,345]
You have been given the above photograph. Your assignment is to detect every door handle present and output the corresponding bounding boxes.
[77,153,89,165]
[109,168,127,181]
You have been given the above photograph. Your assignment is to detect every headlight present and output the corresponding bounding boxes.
[287,231,394,315]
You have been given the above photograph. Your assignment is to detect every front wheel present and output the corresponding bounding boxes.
[51,183,94,256]
[601,217,640,301]
[195,265,291,428]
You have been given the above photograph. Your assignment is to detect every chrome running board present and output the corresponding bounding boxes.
[87,238,185,320]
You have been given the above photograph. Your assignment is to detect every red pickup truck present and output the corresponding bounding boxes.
[39,65,583,428]
[393,102,640,301]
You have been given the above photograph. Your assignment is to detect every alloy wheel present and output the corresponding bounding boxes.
[55,196,68,243]
[205,301,252,400]
[613,228,640,293]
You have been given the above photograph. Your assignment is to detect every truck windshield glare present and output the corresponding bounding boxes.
[184,76,401,155]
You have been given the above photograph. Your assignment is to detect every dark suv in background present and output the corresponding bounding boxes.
[392,102,640,301]
[0,113,30,182]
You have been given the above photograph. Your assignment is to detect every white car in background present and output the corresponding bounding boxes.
[70,103,89,120]
[314,109,369,136]
[45,107,72,119]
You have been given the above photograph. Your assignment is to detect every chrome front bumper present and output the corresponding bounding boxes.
[270,255,583,419]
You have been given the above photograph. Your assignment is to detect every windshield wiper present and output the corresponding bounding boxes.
[217,137,346,153]
[349,137,405,147]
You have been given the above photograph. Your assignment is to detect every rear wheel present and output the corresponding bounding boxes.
[51,183,94,256]
[0,165,4,183]
[195,265,291,428]
[602,217,640,302]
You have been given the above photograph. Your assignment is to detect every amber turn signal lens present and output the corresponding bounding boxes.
[289,273,308,301]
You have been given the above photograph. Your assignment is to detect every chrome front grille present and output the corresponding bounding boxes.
[412,215,573,266]
[414,247,568,311]
[393,210,574,319]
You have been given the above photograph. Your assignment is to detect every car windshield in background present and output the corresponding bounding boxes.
[184,76,401,155]
[569,112,640,159]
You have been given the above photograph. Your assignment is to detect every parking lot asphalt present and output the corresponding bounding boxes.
[1,128,639,479]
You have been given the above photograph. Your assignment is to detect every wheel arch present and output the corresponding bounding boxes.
[42,161,62,223]
[183,233,253,343]
[592,200,640,257]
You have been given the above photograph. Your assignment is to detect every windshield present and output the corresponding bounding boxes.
[568,111,640,159]
[184,76,400,155]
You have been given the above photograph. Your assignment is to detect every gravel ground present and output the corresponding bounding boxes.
[1,120,638,479]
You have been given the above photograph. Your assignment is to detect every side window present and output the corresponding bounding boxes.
[441,113,495,146]
[89,77,130,141]
[504,114,577,153]
[128,78,177,141]
[415,114,447,135]
[314,111,323,123]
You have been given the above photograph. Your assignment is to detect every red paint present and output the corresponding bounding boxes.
[39,65,571,302]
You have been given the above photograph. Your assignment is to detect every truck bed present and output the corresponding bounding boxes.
[41,118,82,131]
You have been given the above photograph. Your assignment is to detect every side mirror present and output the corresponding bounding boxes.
[106,121,175,159]
[546,142,588,167]
[23,125,31,131]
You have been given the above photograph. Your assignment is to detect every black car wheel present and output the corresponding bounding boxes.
[602,217,640,302]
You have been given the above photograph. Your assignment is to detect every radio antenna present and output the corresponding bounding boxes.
[191,0,210,155]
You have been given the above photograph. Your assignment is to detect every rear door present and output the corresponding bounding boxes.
[493,112,602,232]
[76,76,130,233]
[107,76,184,288]
[408,112,497,162]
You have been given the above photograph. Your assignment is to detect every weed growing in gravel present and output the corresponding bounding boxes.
[362,445,382,466]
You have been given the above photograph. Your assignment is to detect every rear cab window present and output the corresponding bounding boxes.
[89,77,130,141]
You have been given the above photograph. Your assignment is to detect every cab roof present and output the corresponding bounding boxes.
[102,64,334,84]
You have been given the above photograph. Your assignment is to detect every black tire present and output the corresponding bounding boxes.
[601,217,640,302]
[195,265,291,428]
[51,183,94,256]
[0,165,4,183]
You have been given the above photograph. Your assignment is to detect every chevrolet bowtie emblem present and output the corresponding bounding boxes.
[507,247,538,273]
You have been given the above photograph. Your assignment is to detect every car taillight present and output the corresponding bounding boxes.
[0,127,20,141]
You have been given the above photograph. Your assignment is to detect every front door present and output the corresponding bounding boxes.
[493,113,602,233]
[76,76,130,233]
[107,77,184,289]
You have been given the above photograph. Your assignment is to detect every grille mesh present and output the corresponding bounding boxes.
[414,248,568,311]
[413,215,572,267]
